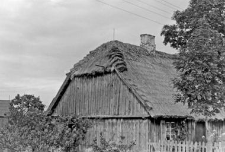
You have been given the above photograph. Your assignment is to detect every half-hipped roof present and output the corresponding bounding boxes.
[47,41,225,120]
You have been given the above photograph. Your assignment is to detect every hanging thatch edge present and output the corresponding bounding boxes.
[114,68,153,116]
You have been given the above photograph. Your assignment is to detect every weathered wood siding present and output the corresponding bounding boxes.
[53,73,147,116]
[86,118,150,151]
[187,120,196,141]
[159,119,196,142]
[207,121,225,137]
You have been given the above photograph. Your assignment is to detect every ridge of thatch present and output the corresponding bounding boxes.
[48,40,225,120]
[69,41,176,77]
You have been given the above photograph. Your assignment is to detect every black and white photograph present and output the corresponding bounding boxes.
[0,0,225,151]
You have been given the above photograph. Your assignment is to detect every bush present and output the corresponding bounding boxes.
[90,132,135,152]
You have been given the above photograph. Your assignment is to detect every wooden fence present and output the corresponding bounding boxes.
[148,141,225,152]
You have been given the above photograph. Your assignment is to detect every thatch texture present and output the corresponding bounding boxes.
[48,40,225,120]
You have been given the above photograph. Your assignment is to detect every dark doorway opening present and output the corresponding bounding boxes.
[195,121,206,142]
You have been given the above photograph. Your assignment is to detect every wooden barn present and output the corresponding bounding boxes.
[0,100,9,128]
[47,34,225,150]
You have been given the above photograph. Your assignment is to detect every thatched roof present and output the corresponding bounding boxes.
[0,100,10,117]
[47,40,225,120]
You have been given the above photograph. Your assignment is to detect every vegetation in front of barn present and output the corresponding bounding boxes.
[0,94,92,152]
[90,132,135,152]
[0,94,135,152]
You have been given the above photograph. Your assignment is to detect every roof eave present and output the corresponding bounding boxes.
[46,72,72,115]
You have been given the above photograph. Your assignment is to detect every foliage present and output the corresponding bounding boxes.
[172,120,188,141]
[172,18,225,116]
[11,94,45,113]
[208,130,219,142]
[91,133,135,152]
[0,94,91,152]
[50,116,91,152]
[161,0,225,49]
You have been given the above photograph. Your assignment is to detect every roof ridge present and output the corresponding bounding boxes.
[70,40,176,74]
[106,46,127,72]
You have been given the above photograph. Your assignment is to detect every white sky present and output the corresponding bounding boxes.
[0,0,190,107]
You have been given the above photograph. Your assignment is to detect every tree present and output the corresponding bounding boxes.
[11,94,45,113]
[173,18,225,116]
[161,0,225,49]
[0,94,91,152]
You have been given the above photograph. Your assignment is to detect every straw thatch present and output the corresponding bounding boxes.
[47,40,225,120]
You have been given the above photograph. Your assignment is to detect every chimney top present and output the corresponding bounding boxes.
[140,34,156,54]
[140,34,155,37]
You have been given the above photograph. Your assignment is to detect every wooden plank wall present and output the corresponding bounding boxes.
[159,119,196,142]
[207,121,225,137]
[53,73,147,117]
[85,118,149,151]
[186,120,196,141]
[149,119,161,142]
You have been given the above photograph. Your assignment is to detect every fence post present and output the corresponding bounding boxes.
[186,141,190,152]
[194,142,198,152]
[160,140,166,152]
[174,140,178,152]
[218,142,222,152]
[202,141,206,152]
[206,142,212,152]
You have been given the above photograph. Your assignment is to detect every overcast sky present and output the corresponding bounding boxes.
[0,0,190,107]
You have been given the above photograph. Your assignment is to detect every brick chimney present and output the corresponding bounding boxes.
[140,34,156,53]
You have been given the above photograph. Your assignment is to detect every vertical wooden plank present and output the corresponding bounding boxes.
[102,75,105,115]
[81,77,84,115]
[108,74,111,115]
[186,141,189,152]
[161,120,166,141]
[74,78,77,115]
[94,76,98,115]
[112,74,115,115]
[89,76,92,115]
[76,78,80,115]
[103,75,107,115]
[178,140,181,152]
[134,120,138,150]
[90,76,93,115]
[79,77,82,115]
[96,76,99,115]
[107,74,110,115]
[182,141,185,152]
[99,75,103,115]
[83,77,86,115]
[174,140,178,152]
[149,119,152,142]
[71,79,75,115]
[144,119,147,151]
[114,75,119,115]
[194,142,198,152]
[86,77,89,115]
[121,80,126,115]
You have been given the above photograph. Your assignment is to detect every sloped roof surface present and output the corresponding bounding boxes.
[48,40,225,120]
[69,41,191,117]
[0,100,10,117]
